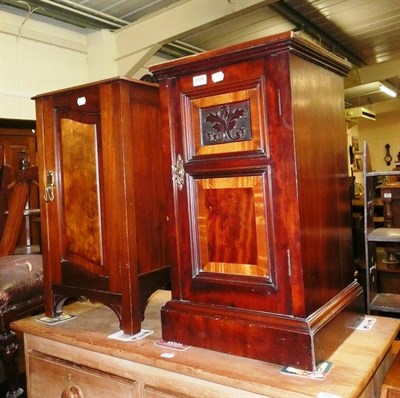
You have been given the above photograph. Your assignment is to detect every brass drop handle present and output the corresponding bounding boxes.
[172,154,185,191]
[43,170,55,202]
[61,385,84,398]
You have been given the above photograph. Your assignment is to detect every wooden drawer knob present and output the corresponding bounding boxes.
[61,386,84,398]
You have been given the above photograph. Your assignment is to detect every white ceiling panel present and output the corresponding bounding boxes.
[1,0,399,114]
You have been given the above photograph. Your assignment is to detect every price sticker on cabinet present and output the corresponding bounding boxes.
[193,74,207,86]
[212,71,224,83]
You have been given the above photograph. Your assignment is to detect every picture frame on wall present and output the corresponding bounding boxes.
[354,157,362,171]
[352,136,360,153]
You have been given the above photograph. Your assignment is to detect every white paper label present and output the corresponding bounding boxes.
[383,192,392,198]
[193,74,207,86]
[212,71,224,83]
[317,393,341,398]
[77,96,86,106]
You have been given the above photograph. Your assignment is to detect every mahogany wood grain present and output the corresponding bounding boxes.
[33,77,170,335]
[150,31,362,370]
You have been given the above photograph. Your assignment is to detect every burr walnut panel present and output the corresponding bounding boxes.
[59,117,103,272]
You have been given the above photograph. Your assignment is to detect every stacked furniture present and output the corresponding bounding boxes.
[150,31,364,371]
[33,77,170,335]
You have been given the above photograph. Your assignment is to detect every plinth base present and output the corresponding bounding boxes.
[161,282,364,371]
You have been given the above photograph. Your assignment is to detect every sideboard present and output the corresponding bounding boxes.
[12,290,400,398]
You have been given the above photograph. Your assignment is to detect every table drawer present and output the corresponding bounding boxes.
[28,352,137,397]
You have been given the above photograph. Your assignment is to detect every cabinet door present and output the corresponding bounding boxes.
[168,63,292,314]
[42,104,109,293]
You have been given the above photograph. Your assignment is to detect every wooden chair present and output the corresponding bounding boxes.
[0,165,11,239]
[0,165,43,398]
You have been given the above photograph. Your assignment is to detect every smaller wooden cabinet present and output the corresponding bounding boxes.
[33,77,169,334]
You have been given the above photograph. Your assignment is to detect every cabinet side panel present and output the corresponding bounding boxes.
[129,89,168,275]
[290,55,353,313]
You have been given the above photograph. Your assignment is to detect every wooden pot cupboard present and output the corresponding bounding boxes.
[150,31,364,371]
[33,77,170,335]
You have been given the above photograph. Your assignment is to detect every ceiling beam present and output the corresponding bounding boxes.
[115,0,276,77]
[269,0,365,67]
[345,59,400,88]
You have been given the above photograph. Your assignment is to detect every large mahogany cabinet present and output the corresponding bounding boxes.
[33,77,169,334]
[150,32,364,370]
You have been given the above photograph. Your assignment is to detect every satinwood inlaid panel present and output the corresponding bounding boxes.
[182,77,267,159]
[179,74,279,308]
[195,175,269,277]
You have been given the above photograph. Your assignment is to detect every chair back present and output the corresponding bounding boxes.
[0,165,39,256]
[0,164,12,238]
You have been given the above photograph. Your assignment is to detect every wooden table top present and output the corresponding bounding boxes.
[12,290,400,398]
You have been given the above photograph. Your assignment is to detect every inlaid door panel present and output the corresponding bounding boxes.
[181,77,268,159]
[173,76,291,313]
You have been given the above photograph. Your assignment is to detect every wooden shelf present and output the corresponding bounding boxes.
[370,293,400,313]
[366,170,400,178]
[368,228,400,242]
[362,142,400,316]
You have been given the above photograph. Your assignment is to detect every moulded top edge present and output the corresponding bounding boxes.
[150,31,351,78]
[31,76,158,100]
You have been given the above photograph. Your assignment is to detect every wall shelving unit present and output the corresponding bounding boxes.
[363,141,400,314]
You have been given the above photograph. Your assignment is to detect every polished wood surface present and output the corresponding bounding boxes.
[12,290,400,398]
[378,182,400,228]
[150,31,362,370]
[33,77,170,335]
[0,118,40,248]
[0,166,39,256]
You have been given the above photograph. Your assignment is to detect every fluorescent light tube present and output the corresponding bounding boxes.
[379,84,397,97]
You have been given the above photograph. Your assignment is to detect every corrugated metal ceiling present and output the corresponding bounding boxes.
[1,0,399,112]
